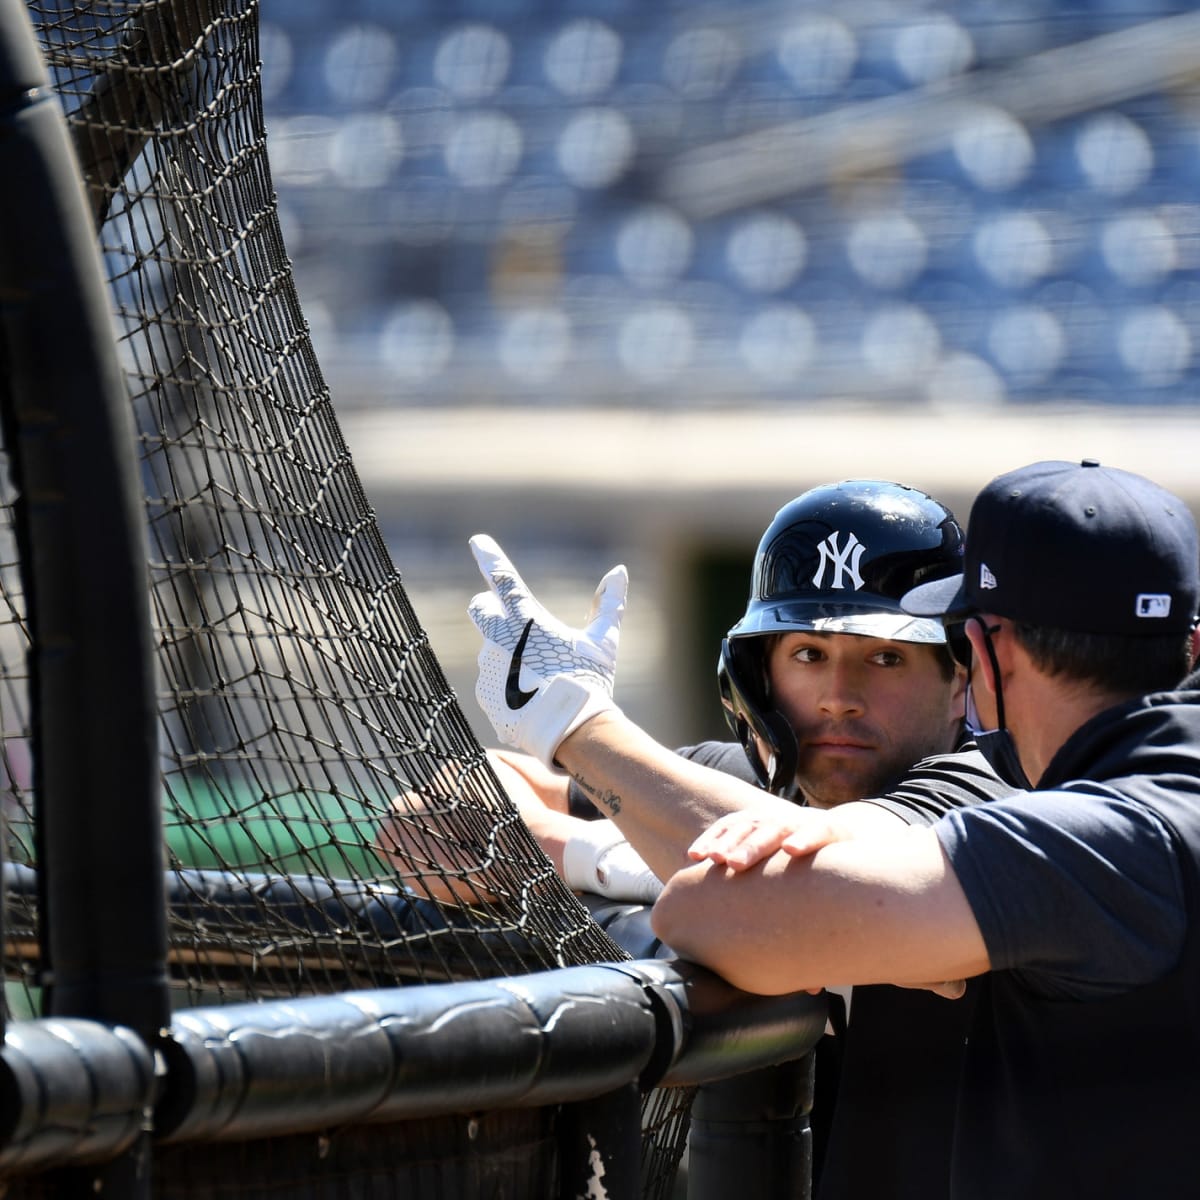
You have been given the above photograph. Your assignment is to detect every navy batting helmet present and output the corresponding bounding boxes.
[719,479,965,796]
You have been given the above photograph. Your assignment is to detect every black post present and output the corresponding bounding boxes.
[0,0,166,1191]
[557,1080,643,1200]
[687,1056,815,1200]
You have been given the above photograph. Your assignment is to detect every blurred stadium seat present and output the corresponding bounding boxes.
[259,0,1200,409]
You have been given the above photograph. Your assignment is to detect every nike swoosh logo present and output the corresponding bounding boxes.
[505,619,539,709]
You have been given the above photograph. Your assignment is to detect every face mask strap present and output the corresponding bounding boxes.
[961,616,1033,790]
[965,615,1005,731]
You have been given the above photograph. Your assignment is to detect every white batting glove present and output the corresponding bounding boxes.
[467,534,628,767]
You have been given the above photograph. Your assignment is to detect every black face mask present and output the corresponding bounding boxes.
[962,621,1034,792]
[968,710,1034,792]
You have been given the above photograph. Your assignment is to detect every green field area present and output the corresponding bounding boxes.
[165,779,388,879]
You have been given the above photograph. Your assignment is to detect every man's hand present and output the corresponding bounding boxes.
[468,534,628,767]
[687,807,844,870]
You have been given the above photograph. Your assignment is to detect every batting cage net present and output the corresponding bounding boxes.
[5,0,625,995]
[0,1,718,1196]
[21,0,1198,1194]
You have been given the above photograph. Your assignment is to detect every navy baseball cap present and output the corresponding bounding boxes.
[902,459,1200,636]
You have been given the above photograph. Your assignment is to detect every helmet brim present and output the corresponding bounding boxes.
[729,602,947,644]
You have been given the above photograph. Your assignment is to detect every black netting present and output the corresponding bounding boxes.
[1,3,691,1194]
[4,0,623,1003]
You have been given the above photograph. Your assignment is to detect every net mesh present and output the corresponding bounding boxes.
[3,0,629,1004]
[0,4,698,1193]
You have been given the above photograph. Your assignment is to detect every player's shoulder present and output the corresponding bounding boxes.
[907,743,1008,790]
[861,745,1015,827]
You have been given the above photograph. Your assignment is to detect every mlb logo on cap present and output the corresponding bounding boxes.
[1136,594,1172,619]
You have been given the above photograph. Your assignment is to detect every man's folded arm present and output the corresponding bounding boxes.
[650,826,991,996]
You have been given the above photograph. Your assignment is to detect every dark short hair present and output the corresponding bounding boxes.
[1010,621,1194,695]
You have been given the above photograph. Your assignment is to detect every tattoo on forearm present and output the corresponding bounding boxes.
[573,772,622,816]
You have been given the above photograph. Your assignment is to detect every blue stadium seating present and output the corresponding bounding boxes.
[260,0,1200,407]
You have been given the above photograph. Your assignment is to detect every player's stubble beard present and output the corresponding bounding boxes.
[794,735,925,810]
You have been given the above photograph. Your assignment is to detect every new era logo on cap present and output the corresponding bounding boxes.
[979,563,997,590]
[1136,593,1172,619]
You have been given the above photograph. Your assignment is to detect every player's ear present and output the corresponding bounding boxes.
[947,661,968,724]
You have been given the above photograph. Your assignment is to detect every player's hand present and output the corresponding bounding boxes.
[687,807,843,871]
[468,534,628,767]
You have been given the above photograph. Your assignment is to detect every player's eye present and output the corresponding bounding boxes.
[870,650,903,667]
[790,646,823,664]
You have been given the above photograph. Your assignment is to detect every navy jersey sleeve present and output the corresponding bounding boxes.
[567,740,757,818]
[855,748,1013,828]
[673,740,760,783]
[936,786,1187,998]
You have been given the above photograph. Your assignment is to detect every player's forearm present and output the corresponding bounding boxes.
[651,831,991,995]
[489,749,571,813]
[555,709,779,882]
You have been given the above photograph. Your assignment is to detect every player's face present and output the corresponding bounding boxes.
[764,630,966,809]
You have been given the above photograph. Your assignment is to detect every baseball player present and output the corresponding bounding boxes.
[465,479,1013,1198]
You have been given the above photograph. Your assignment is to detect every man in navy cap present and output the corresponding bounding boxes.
[467,459,1200,1198]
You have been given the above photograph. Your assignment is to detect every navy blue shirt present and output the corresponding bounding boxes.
[935,689,1200,1199]
[939,786,1183,998]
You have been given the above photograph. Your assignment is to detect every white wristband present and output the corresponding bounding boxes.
[527,673,618,768]
[562,821,663,903]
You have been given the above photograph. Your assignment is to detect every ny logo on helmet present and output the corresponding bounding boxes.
[813,531,866,590]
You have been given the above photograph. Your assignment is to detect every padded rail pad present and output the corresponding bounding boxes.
[157,960,826,1143]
